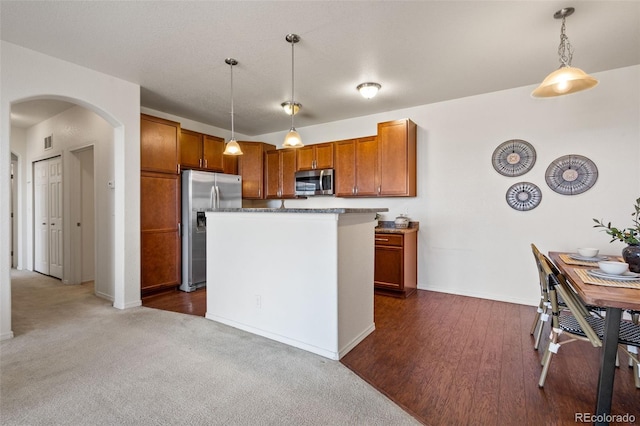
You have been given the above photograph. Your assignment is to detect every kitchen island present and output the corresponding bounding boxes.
[204,208,387,360]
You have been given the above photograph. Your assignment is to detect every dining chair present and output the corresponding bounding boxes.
[530,244,606,352]
[530,244,553,350]
[536,252,640,389]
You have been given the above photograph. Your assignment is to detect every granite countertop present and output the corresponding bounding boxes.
[375,221,419,234]
[204,208,388,214]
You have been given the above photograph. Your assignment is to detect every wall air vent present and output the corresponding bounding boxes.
[44,135,52,150]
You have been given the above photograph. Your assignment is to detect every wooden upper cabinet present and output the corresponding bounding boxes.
[377,119,417,197]
[355,137,379,196]
[296,142,334,171]
[265,149,297,199]
[334,139,356,197]
[202,134,225,171]
[237,142,276,199]
[179,129,227,172]
[334,137,377,197]
[141,114,180,174]
[179,129,203,169]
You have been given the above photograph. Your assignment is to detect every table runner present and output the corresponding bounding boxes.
[574,268,640,290]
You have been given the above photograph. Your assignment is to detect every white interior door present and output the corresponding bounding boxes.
[34,160,49,275]
[33,156,63,279]
[48,158,63,279]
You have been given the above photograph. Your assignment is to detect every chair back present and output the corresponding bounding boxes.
[536,251,602,348]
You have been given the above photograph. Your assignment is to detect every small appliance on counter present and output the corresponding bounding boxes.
[394,214,410,229]
[181,170,242,292]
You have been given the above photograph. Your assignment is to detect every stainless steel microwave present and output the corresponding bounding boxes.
[295,169,334,196]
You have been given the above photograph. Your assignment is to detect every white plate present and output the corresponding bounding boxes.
[569,254,608,262]
[587,269,640,281]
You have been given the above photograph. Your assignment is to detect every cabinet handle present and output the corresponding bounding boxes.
[204,159,208,168]
[375,238,389,242]
[199,158,202,167]
[378,186,381,194]
[177,164,181,174]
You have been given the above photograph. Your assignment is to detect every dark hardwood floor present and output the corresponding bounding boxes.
[143,289,639,425]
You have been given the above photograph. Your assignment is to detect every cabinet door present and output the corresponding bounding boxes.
[374,245,403,289]
[334,139,356,197]
[223,155,238,175]
[264,150,281,199]
[377,119,417,196]
[296,145,316,171]
[179,129,203,169]
[141,171,181,294]
[141,114,180,174]
[237,142,275,199]
[354,136,378,196]
[203,135,225,172]
[315,143,334,169]
[280,149,297,198]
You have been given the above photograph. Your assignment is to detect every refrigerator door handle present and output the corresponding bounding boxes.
[210,186,216,209]
[215,185,220,209]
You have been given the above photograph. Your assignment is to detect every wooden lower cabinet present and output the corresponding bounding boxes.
[374,231,417,298]
[140,171,181,296]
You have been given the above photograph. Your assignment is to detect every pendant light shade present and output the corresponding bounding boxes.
[532,7,598,98]
[532,66,598,97]
[282,33,304,148]
[223,58,243,155]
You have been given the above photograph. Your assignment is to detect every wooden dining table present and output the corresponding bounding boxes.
[549,252,640,425]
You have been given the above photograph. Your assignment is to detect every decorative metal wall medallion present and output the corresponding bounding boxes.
[545,154,598,195]
[506,182,542,211]
[492,139,536,177]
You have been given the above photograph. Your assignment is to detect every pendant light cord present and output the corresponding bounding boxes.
[230,61,235,140]
[290,38,295,129]
[557,16,574,67]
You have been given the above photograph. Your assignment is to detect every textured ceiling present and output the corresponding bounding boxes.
[2,1,639,135]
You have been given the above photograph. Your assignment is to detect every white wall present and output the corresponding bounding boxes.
[78,148,95,283]
[19,107,111,296]
[254,65,640,305]
[1,41,141,340]
[10,127,26,270]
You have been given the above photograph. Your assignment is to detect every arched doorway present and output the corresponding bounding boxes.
[1,42,142,341]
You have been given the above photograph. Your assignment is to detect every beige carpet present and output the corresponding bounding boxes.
[1,270,419,425]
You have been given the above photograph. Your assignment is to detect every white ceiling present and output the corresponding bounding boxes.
[2,1,639,135]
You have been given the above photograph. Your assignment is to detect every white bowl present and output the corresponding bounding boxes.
[577,247,599,258]
[597,261,629,275]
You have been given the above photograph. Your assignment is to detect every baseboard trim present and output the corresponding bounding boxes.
[417,284,537,307]
[113,300,142,310]
[0,331,15,341]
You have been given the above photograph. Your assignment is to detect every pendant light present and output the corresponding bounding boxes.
[532,7,598,98]
[282,33,303,148]
[223,58,243,155]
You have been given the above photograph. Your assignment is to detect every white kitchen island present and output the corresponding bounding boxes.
[204,208,386,360]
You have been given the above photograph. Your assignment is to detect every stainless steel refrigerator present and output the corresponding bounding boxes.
[181,170,242,292]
